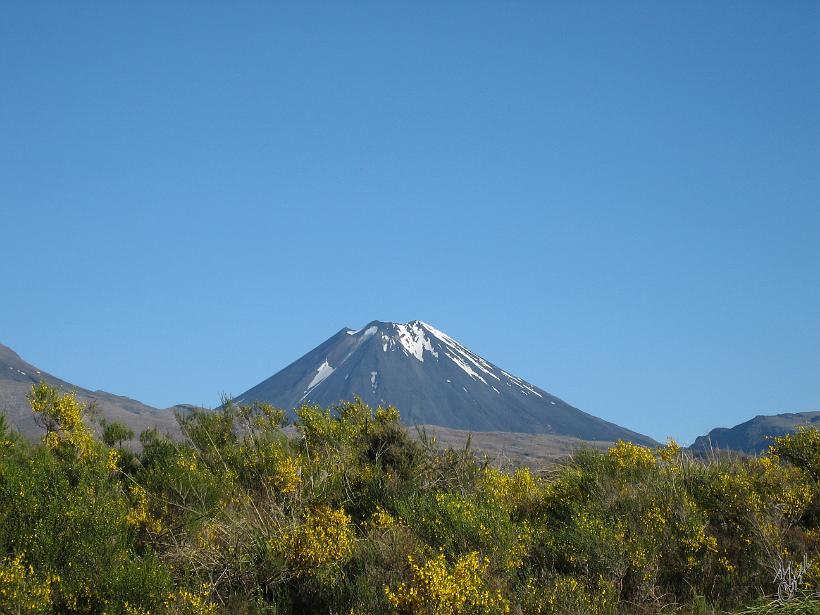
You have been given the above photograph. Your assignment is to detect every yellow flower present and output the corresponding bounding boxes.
[375,405,401,423]
[369,505,396,530]
[106,448,121,472]
[608,440,656,471]
[481,467,537,512]
[28,383,96,461]
[126,484,163,534]
[718,556,736,573]
[0,553,53,614]
[273,455,301,494]
[282,505,354,576]
[657,438,681,462]
[385,551,509,614]
[164,584,217,615]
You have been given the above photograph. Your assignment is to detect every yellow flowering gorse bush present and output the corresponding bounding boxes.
[480,467,537,513]
[0,553,53,614]
[28,383,95,460]
[163,585,218,615]
[2,383,818,613]
[385,551,509,615]
[126,484,164,534]
[607,440,656,472]
[283,505,354,575]
[521,575,615,615]
[369,505,397,530]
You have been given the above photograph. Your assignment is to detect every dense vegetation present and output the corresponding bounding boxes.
[0,383,818,614]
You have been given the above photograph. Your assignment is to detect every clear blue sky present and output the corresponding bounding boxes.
[1,2,818,443]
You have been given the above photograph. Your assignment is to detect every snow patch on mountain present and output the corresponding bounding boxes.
[347,325,378,338]
[445,351,488,385]
[306,360,334,391]
[394,322,438,361]
[500,369,543,398]
[420,321,499,381]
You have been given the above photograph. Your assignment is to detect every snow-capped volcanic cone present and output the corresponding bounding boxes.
[235,320,654,445]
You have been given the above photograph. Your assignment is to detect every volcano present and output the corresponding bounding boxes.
[235,320,654,445]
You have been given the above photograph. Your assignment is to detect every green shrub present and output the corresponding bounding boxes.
[2,383,818,613]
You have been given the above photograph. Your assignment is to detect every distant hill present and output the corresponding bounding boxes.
[690,411,820,453]
[235,320,656,445]
[0,342,180,441]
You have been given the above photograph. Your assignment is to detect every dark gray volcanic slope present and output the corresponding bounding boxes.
[690,411,820,453]
[0,342,180,440]
[235,320,655,445]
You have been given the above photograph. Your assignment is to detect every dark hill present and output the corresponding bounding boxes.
[690,411,820,453]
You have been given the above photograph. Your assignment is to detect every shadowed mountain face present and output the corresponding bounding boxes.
[690,411,820,453]
[0,342,179,440]
[235,320,656,445]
